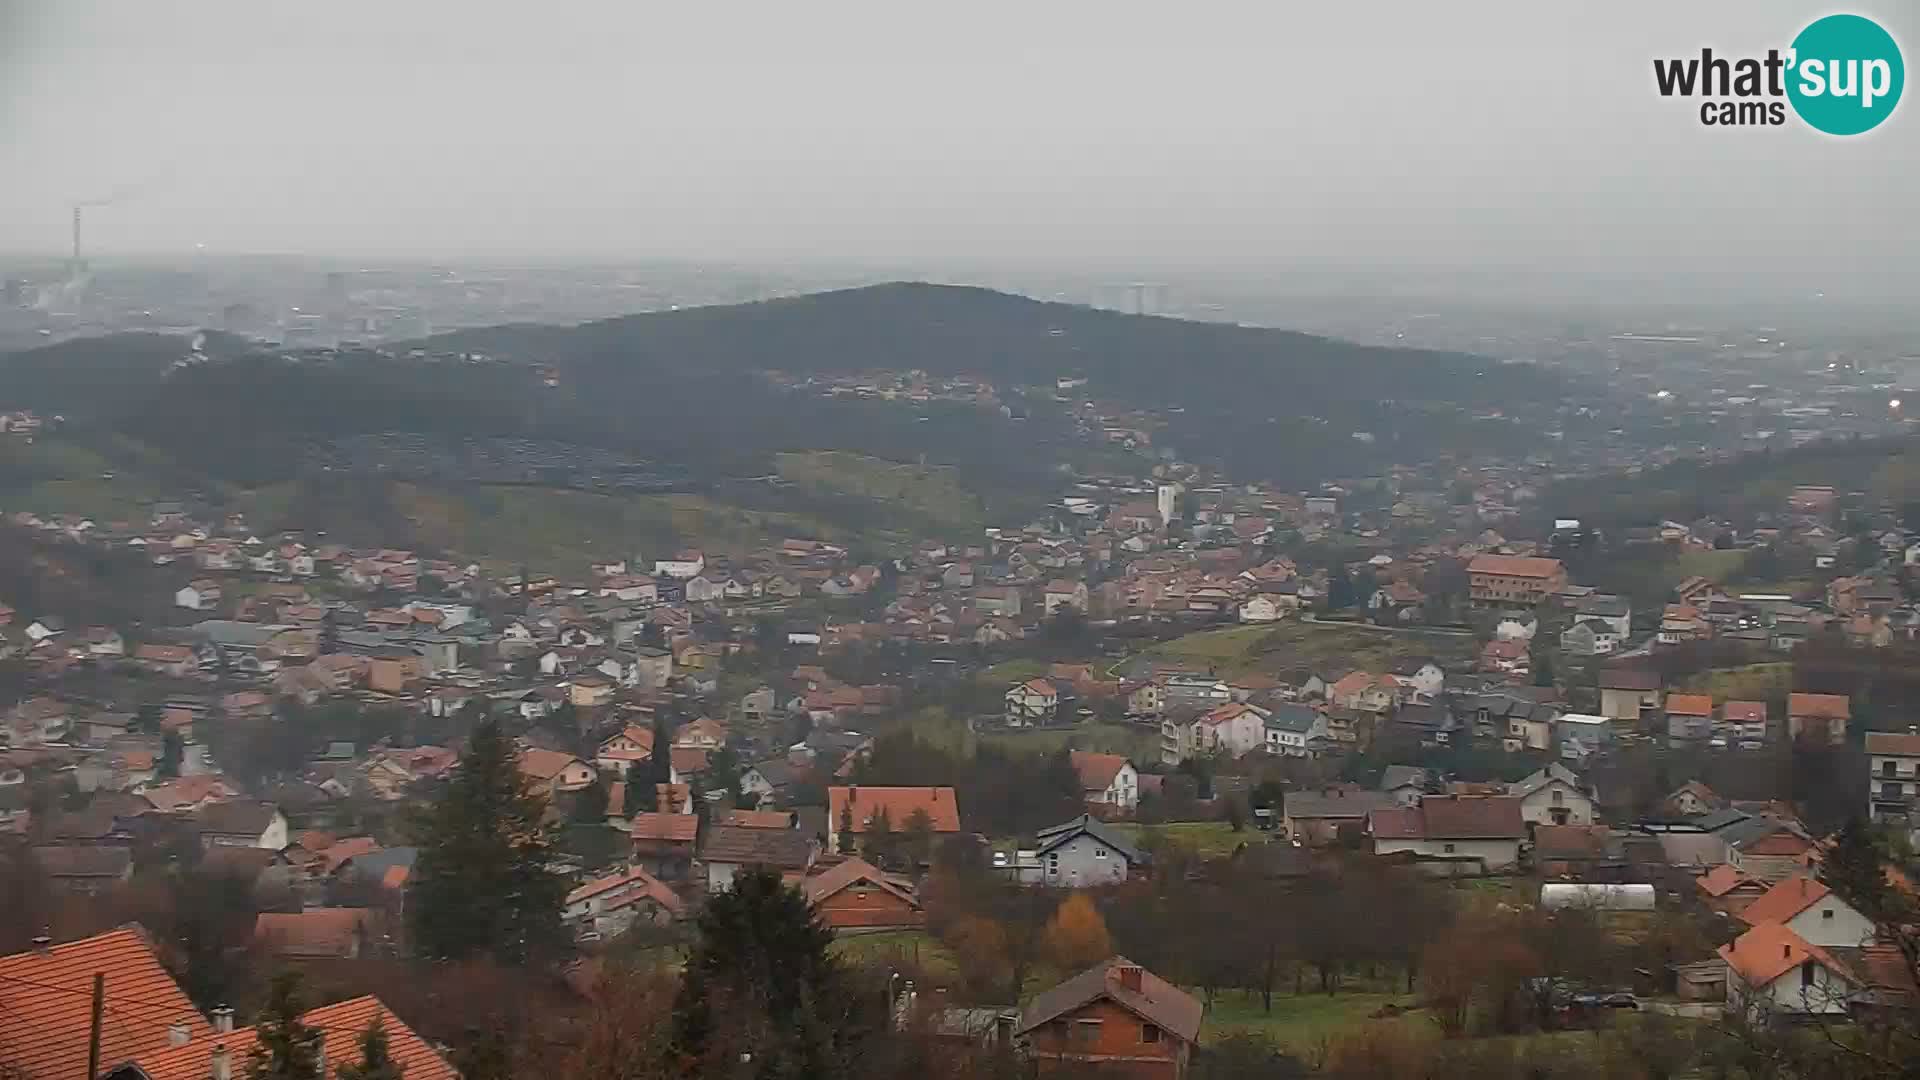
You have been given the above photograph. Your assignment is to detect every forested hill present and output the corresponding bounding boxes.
[426,281,1575,416]
[0,283,1583,494]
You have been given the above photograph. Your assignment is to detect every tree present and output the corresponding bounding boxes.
[570,777,609,823]
[861,806,895,866]
[335,1015,406,1080]
[408,718,567,965]
[1326,565,1355,611]
[901,808,935,871]
[837,804,856,855]
[627,761,658,814]
[670,867,864,1078]
[1531,641,1556,688]
[1042,893,1112,973]
[247,972,321,1080]
[159,729,184,779]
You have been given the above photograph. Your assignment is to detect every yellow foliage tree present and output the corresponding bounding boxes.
[1041,892,1112,974]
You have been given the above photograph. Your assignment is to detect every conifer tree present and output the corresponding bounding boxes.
[335,1015,406,1080]
[246,972,320,1080]
[408,718,566,964]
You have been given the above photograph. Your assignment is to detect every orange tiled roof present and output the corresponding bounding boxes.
[0,928,210,1080]
[1719,922,1856,988]
[135,996,456,1080]
[828,786,961,834]
[1739,874,1832,927]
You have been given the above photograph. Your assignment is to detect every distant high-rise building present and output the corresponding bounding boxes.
[1157,482,1182,527]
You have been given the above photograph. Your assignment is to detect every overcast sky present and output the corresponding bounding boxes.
[2,1,1916,273]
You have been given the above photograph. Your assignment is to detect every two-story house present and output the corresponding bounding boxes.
[1263,703,1328,757]
[1787,693,1850,745]
[1467,554,1567,607]
[1368,795,1526,872]
[1070,752,1139,812]
[1030,814,1142,887]
[1017,958,1202,1080]
[1006,679,1061,727]
[1866,729,1920,846]
[1507,763,1595,827]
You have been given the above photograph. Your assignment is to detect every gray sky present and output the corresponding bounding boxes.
[2,1,1916,270]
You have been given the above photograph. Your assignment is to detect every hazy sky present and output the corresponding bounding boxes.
[3,1,1916,270]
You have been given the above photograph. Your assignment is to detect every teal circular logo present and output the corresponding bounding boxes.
[1787,14,1904,135]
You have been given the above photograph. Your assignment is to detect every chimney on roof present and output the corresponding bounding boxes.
[311,1034,326,1078]
[30,935,50,954]
[1114,964,1144,993]
[211,1045,231,1080]
[212,1005,235,1033]
[168,1022,191,1047]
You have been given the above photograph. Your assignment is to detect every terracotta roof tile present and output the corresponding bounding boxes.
[0,928,210,1080]
[135,996,456,1080]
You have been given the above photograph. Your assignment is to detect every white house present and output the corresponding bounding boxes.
[564,866,682,939]
[1508,762,1595,827]
[653,550,706,580]
[1005,679,1060,727]
[1043,580,1088,615]
[1388,660,1445,702]
[174,582,222,610]
[1070,751,1138,811]
[1866,730,1920,846]
[1192,702,1268,758]
[1369,795,1526,872]
[1739,875,1876,949]
[1263,704,1327,757]
[1494,614,1537,642]
[1239,595,1284,623]
[1721,922,1860,1017]
[1559,619,1621,657]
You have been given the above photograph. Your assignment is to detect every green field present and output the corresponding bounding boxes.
[775,450,989,534]
[1138,620,1478,677]
[1679,662,1793,702]
[1110,821,1247,859]
[1200,991,1421,1049]
[830,929,958,978]
[900,706,1161,762]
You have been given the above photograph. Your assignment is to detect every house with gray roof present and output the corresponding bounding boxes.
[1028,814,1141,887]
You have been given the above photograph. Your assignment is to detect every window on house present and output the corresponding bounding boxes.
[1822,908,1834,920]
[1141,1024,1162,1044]
[1551,789,1564,805]
[1094,847,1107,858]
[1443,843,1456,854]
[1801,962,1816,989]
[1073,1020,1102,1044]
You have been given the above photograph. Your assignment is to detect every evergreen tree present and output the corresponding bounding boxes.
[1531,641,1556,688]
[860,807,894,865]
[335,1014,406,1080]
[626,761,657,813]
[408,718,566,964]
[159,730,184,779]
[645,714,674,797]
[671,868,858,1078]
[836,805,856,854]
[246,972,320,1080]
[1823,817,1896,920]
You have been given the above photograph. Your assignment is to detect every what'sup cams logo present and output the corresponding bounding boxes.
[1654,13,1903,134]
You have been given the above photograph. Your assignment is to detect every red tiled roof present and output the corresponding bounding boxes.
[1867,730,1920,756]
[1664,694,1713,717]
[135,996,456,1080]
[1697,864,1762,898]
[254,909,370,958]
[1370,795,1525,840]
[1722,701,1767,723]
[1739,875,1832,927]
[724,809,795,829]
[1070,751,1129,792]
[802,856,918,909]
[0,928,210,1080]
[629,812,698,843]
[1466,554,1564,579]
[828,786,962,834]
[1719,922,1856,989]
[1788,692,1850,720]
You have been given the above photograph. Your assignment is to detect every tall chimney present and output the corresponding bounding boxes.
[312,1034,326,1078]
[212,1005,235,1033]
[210,1045,231,1080]
[30,935,50,955]
[168,1022,191,1047]
[1114,965,1143,993]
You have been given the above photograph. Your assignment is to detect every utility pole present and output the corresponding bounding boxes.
[86,972,105,1080]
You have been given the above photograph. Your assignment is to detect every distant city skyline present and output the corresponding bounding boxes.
[4,1,1917,298]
